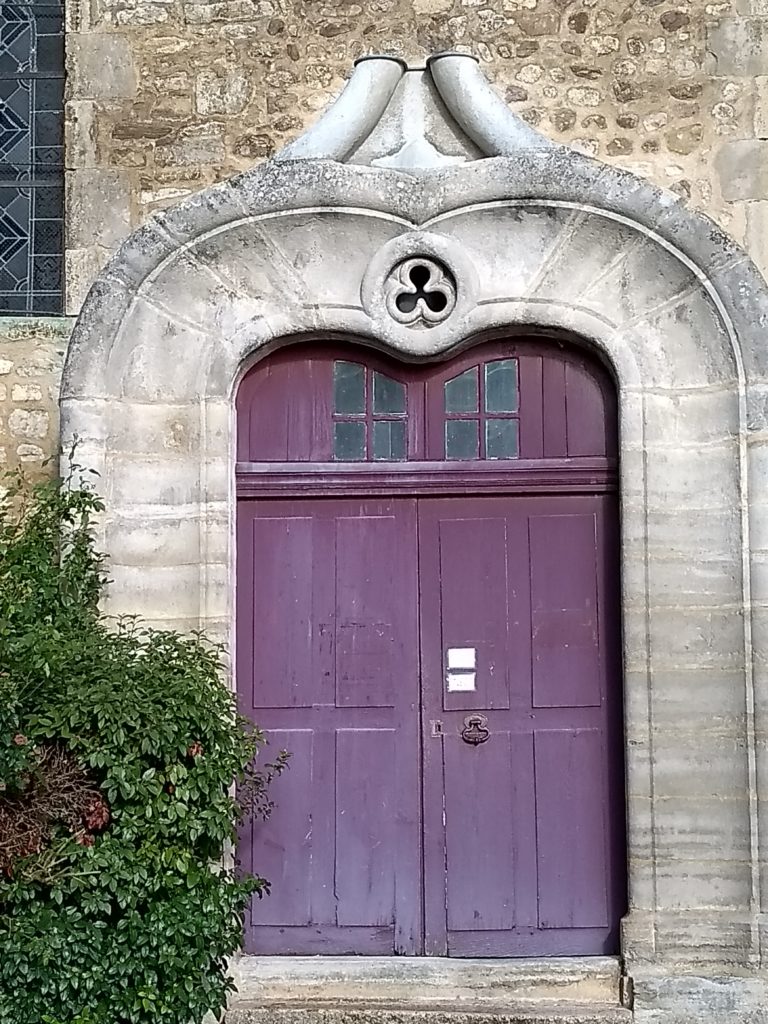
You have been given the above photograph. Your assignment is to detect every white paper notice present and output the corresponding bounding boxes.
[447,647,476,670]
[447,671,476,692]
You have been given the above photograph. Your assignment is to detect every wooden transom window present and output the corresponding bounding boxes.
[443,359,519,460]
[332,361,408,461]
[236,339,617,466]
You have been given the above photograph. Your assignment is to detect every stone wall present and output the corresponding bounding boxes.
[62,0,768,313]
[0,319,72,486]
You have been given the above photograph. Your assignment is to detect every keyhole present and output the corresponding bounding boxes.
[395,264,449,314]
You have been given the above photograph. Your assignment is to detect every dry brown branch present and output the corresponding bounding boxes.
[0,744,109,875]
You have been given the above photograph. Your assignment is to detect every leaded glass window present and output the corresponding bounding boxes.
[0,2,64,313]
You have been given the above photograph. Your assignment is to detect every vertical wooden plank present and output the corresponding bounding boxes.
[565,359,609,458]
[529,513,601,709]
[390,499,424,955]
[334,514,397,709]
[245,358,300,461]
[506,504,534,712]
[509,730,539,929]
[418,499,449,955]
[303,356,335,462]
[518,353,544,459]
[443,733,516,933]
[335,729,397,926]
[246,729,314,930]
[236,501,256,718]
[236,352,335,462]
[437,515,510,712]
[542,357,567,458]
[307,719,338,929]
[534,727,610,929]
[250,516,317,708]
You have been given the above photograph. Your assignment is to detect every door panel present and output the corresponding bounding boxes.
[419,495,624,957]
[534,727,609,930]
[529,513,601,709]
[237,498,422,955]
[248,517,317,708]
[444,730,517,933]
[335,728,397,926]
[437,516,511,712]
[238,492,624,957]
[334,516,398,708]
[246,728,313,926]
[236,339,625,960]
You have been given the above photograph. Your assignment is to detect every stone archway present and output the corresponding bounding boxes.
[61,53,768,1021]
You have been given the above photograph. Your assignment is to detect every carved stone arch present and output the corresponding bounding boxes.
[61,53,768,1018]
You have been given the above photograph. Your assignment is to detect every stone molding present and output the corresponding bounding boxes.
[61,60,768,1022]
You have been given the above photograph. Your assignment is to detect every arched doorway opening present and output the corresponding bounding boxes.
[235,336,626,958]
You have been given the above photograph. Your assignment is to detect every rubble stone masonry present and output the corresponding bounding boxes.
[0,319,70,482]
[60,0,768,309]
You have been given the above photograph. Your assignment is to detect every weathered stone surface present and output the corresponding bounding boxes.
[195,70,251,115]
[61,0,768,306]
[716,139,768,201]
[708,17,768,76]
[65,32,138,100]
[154,122,227,166]
[232,957,623,1009]
[224,1009,632,1024]
[0,318,71,477]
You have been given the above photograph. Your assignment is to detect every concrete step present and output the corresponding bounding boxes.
[231,957,623,1008]
[225,1005,632,1024]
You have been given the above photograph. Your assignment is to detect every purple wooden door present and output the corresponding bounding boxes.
[237,498,422,954]
[236,339,625,957]
[419,495,624,956]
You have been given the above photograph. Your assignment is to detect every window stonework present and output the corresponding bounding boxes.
[0,2,64,313]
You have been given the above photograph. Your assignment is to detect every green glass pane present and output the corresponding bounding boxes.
[373,420,406,460]
[486,418,519,459]
[485,359,519,413]
[444,368,479,413]
[445,419,479,460]
[334,421,366,460]
[333,361,365,414]
[373,372,406,414]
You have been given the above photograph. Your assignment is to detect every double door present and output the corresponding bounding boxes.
[236,493,625,957]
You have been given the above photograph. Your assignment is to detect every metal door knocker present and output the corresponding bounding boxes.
[461,714,490,746]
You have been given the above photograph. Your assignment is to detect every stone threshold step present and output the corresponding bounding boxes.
[232,957,622,1007]
[225,1005,632,1024]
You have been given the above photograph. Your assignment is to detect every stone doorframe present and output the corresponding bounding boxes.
[61,54,768,1020]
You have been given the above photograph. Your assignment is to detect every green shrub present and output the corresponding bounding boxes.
[0,467,286,1023]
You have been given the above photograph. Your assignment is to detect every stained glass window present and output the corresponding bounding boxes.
[0,2,64,313]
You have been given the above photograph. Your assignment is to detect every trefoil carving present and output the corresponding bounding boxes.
[385,257,456,328]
